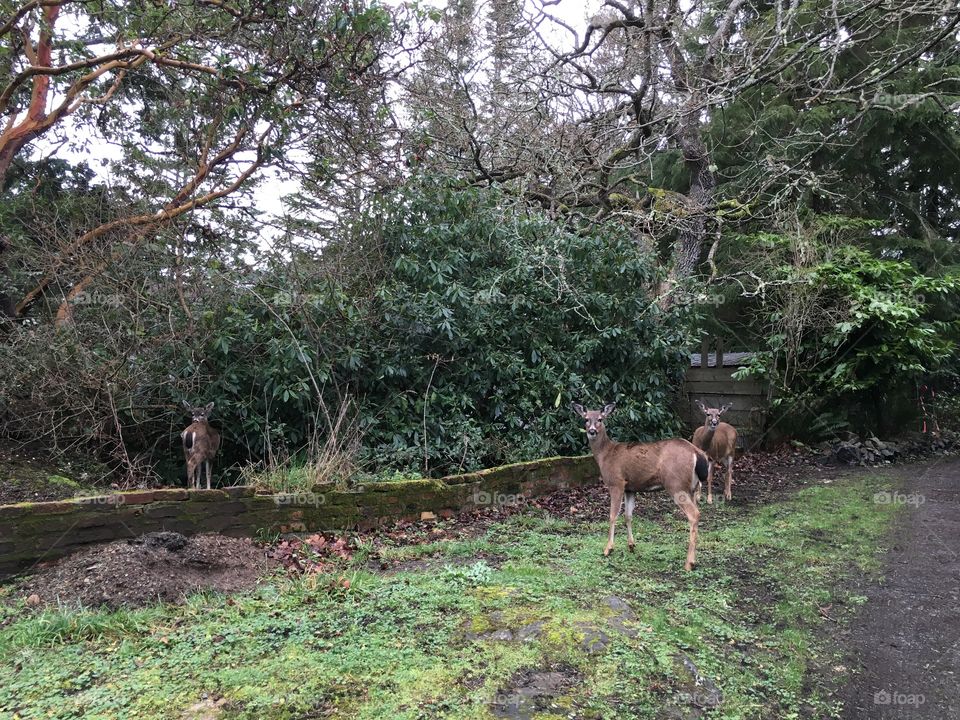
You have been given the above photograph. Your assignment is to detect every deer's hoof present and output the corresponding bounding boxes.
[628,543,636,552]
[684,562,696,571]
[707,497,713,505]
[603,547,613,557]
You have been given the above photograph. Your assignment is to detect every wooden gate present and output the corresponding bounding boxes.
[680,338,770,447]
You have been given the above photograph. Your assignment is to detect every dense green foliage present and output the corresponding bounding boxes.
[2,0,959,480]
[721,216,959,426]
[698,13,960,434]
[188,182,692,475]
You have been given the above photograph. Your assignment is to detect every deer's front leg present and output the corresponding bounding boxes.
[724,457,733,501]
[604,483,624,556]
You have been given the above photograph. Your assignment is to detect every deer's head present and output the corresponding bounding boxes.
[572,402,615,441]
[182,400,215,423]
[696,400,730,430]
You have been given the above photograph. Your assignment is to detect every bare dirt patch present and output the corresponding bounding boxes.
[15,531,272,609]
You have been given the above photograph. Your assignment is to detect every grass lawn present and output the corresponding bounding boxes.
[0,473,901,719]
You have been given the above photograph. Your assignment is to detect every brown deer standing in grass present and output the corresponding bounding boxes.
[572,403,709,571]
[181,401,221,490]
[692,400,737,504]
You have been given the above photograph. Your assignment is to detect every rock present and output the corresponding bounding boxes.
[181,697,228,720]
[835,443,860,465]
[491,668,579,719]
[516,621,544,641]
[420,511,437,521]
[574,621,610,654]
[606,595,636,619]
[25,593,40,606]
[673,653,723,709]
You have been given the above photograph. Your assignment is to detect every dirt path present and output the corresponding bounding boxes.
[837,457,960,719]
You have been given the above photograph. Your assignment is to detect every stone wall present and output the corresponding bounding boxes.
[0,455,597,579]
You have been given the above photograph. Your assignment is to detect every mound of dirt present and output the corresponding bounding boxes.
[17,532,272,609]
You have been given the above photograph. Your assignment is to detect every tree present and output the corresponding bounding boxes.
[0,0,399,323]
[400,0,960,297]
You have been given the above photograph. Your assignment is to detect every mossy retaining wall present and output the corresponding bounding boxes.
[0,455,597,579]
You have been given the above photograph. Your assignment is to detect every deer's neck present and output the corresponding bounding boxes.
[700,424,716,448]
[588,429,615,459]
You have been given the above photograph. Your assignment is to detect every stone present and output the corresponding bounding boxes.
[186,490,230,502]
[152,489,189,501]
[575,621,611,654]
[673,652,722,709]
[606,595,636,618]
[420,511,437,521]
[515,621,545,642]
[115,491,155,505]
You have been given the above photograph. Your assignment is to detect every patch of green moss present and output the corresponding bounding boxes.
[45,475,79,488]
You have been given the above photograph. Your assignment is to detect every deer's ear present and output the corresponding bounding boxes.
[719,403,732,414]
[204,402,215,415]
[182,399,192,411]
[696,400,707,413]
[571,402,587,418]
[601,402,616,418]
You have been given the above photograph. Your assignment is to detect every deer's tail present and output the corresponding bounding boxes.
[182,430,195,452]
[694,452,709,488]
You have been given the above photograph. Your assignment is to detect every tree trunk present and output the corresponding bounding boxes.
[674,114,716,279]
[0,5,60,186]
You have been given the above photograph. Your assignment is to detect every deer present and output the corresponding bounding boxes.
[572,403,709,571]
[181,401,221,490]
[691,400,737,504]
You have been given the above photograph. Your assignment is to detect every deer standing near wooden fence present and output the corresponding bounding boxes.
[181,401,221,490]
[573,403,709,571]
[692,400,737,503]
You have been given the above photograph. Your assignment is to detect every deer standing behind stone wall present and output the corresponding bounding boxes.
[181,401,221,490]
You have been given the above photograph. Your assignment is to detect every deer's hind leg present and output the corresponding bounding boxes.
[706,459,715,505]
[604,483,625,557]
[205,459,213,490]
[673,490,700,571]
[624,492,636,551]
[186,457,200,490]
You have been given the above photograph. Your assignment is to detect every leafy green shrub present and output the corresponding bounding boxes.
[727,218,960,437]
[193,180,692,475]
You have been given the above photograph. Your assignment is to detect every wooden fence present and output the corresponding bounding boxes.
[679,339,770,447]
